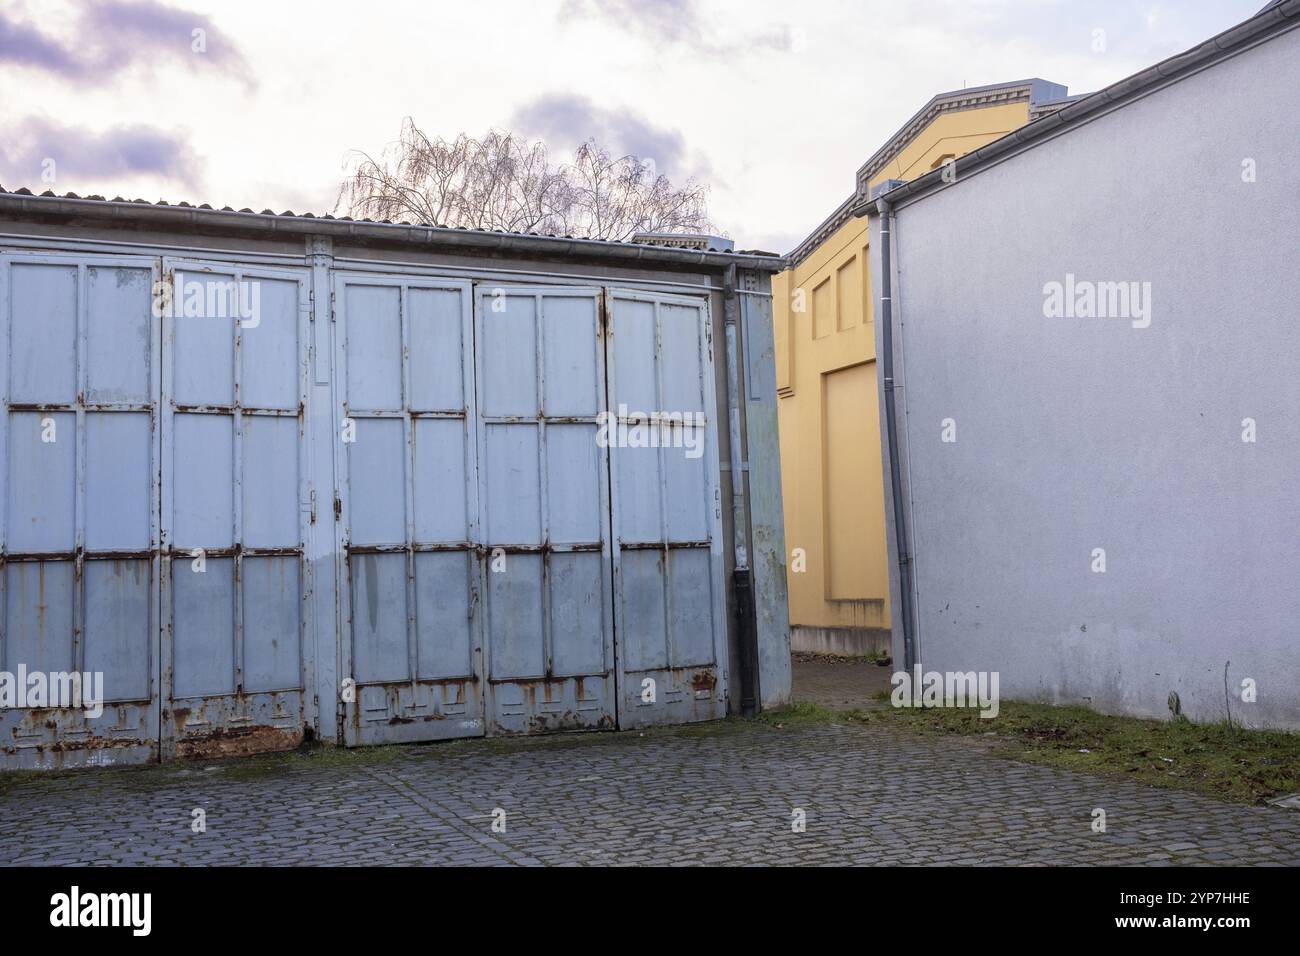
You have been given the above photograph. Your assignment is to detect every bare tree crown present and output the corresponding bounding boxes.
[336,118,716,241]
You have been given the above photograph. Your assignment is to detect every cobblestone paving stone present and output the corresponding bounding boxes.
[3,719,1299,866]
[790,653,892,710]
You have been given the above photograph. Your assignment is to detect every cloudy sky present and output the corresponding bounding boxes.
[0,0,1269,252]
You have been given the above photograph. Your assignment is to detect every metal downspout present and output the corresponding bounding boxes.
[723,264,758,715]
[876,198,918,673]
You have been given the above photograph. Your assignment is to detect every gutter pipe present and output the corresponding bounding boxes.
[874,196,918,674]
[723,264,758,715]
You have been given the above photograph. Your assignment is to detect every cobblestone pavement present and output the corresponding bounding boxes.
[4,715,1299,866]
[791,653,893,710]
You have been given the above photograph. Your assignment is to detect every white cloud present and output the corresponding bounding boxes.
[0,0,1267,251]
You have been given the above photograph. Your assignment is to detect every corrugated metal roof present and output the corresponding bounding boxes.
[0,185,785,270]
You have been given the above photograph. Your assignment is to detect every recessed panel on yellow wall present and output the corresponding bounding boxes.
[835,255,861,331]
[823,363,888,602]
[812,277,833,340]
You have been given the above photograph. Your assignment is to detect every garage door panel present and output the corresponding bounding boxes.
[83,559,152,702]
[481,294,538,417]
[171,270,236,406]
[408,287,465,411]
[9,263,77,404]
[86,265,152,404]
[344,284,402,411]
[4,559,76,673]
[414,551,474,680]
[663,445,710,542]
[171,413,233,548]
[241,415,299,548]
[617,549,667,672]
[542,296,601,416]
[170,557,235,699]
[545,423,601,543]
[660,304,706,412]
[610,298,656,411]
[241,555,302,693]
[347,417,406,546]
[240,277,300,410]
[613,444,662,543]
[85,412,152,552]
[668,548,716,667]
[484,424,542,544]
[412,417,469,542]
[548,551,607,677]
[487,553,545,680]
[350,551,411,685]
[7,410,75,552]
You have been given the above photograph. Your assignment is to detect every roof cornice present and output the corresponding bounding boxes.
[785,78,1066,267]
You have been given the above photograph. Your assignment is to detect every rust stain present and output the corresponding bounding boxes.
[175,724,302,760]
[41,736,146,754]
[691,670,718,692]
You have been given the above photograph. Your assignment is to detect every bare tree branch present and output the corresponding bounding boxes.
[337,120,716,240]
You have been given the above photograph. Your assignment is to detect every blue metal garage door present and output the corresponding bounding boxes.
[475,286,616,734]
[606,290,728,727]
[0,253,161,768]
[333,273,485,745]
[158,259,314,759]
[1,254,730,768]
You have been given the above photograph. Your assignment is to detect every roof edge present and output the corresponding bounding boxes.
[0,190,786,273]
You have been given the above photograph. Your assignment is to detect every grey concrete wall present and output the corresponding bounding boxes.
[739,270,793,708]
[879,24,1300,728]
[789,625,891,658]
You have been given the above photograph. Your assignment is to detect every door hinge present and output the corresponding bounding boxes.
[334,495,342,521]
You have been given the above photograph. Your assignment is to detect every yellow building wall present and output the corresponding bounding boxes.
[775,101,1031,637]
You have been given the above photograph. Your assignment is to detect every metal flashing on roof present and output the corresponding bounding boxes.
[1028,93,1090,121]
[857,0,1300,217]
[631,232,737,252]
[0,186,786,272]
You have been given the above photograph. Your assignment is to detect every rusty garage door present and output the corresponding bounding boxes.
[2,253,729,768]
[0,253,162,768]
[606,290,728,728]
[476,286,616,735]
[159,259,314,759]
[333,274,485,745]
